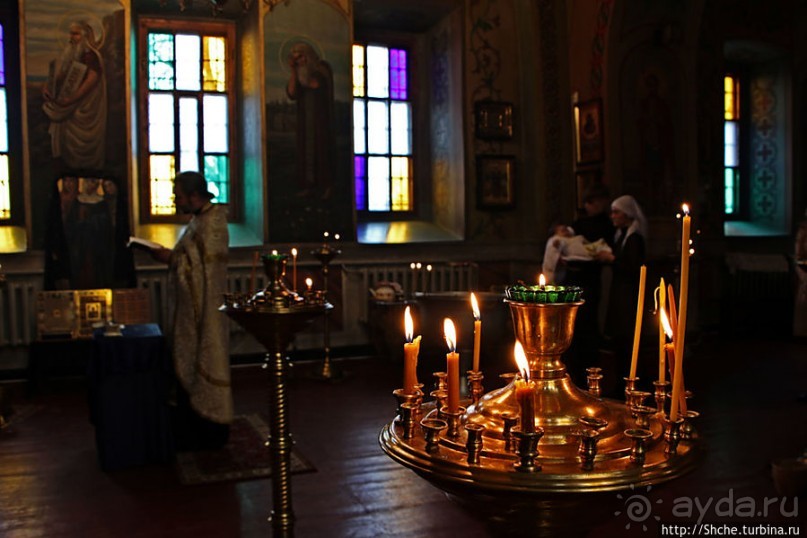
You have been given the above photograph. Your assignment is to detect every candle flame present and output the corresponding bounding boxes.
[305,277,313,290]
[334,233,340,240]
[539,273,546,287]
[426,264,433,271]
[514,340,530,381]
[682,203,690,215]
[470,292,481,320]
[660,307,674,340]
[291,247,297,257]
[410,262,416,269]
[443,318,456,353]
[271,249,278,255]
[404,306,414,343]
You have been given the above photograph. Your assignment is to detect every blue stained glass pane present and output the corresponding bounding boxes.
[148,33,175,91]
[203,155,228,203]
[203,95,228,152]
[148,93,175,152]
[354,156,367,211]
[175,34,201,91]
[0,24,5,86]
[0,89,7,153]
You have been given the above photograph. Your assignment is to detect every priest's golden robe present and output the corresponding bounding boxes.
[168,203,232,425]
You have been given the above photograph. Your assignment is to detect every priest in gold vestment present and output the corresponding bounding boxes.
[152,171,232,450]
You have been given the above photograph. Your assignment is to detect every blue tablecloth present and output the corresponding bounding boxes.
[88,323,174,471]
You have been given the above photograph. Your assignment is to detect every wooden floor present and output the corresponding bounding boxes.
[0,333,805,537]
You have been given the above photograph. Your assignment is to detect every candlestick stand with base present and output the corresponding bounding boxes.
[221,253,330,537]
[379,288,702,536]
[310,238,342,381]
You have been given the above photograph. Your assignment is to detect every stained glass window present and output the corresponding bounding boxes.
[353,44,412,213]
[0,23,9,221]
[140,19,233,218]
[724,75,740,216]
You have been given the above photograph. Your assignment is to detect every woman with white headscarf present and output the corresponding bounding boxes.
[597,195,647,393]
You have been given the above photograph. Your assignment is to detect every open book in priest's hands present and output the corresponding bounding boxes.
[127,236,165,251]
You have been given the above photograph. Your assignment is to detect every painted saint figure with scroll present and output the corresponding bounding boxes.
[42,20,107,171]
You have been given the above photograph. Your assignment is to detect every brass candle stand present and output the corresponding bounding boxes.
[310,234,341,380]
[221,253,330,537]
[379,295,701,535]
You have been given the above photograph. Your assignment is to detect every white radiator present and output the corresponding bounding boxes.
[347,262,478,296]
[0,278,40,347]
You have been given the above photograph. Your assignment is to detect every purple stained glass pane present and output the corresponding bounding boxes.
[354,156,367,211]
[0,24,5,86]
[389,49,407,100]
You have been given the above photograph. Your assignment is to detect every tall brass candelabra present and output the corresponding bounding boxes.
[379,294,701,536]
[310,235,341,380]
[221,253,330,537]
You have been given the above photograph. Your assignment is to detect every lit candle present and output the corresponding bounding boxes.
[513,341,535,433]
[403,306,421,395]
[538,273,546,289]
[670,204,691,422]
[659,305,674,385]
[657,278,666,383]
[305,277,313,291]
[629,265,647,379]
[291,247,298,292]
[470,292,482,372]
[444,318,460,413]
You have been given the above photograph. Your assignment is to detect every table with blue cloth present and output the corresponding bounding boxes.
[88,323,174,471]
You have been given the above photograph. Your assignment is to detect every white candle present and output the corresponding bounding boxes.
[670,205,691,421]
[444,318,460,413]
[629,265,647,379]
[291,247,298,291]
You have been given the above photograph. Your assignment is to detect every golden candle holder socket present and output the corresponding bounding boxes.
[399,402,417,439]
[577,428,600,470]
[501,412,518,452]
[586,367,603,397]
[624,376,639,401]
[681,410,700,440]
[430,389,447,415]
[653,380,670,415]
[433,371,447,392]
[625,428,653,464]
[633,406,656,429]
[664,416,685,455]
[393,388,421,423]
[466,370,485,404]
[578,415,608,432]
[465,424,486,464]
[512,426,544,472]
[441,407,466,439]
[421,418,447,452]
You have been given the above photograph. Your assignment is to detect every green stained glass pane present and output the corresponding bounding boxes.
[367,100,389,154]
[203,155,228,203]
[149,155,176,215]
[148,93,174,152]
[203,95,228,152]
[367,156,390,211]
[0,154,9,220]
[203,36,226,92]
[148,33,174,91]
[175,34,201,91]
[179,97,198,171]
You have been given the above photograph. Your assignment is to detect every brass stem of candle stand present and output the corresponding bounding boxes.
[465,424,485,464]
[266,350,295,535]
[311,244,341,381]
[654,380,670,416]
